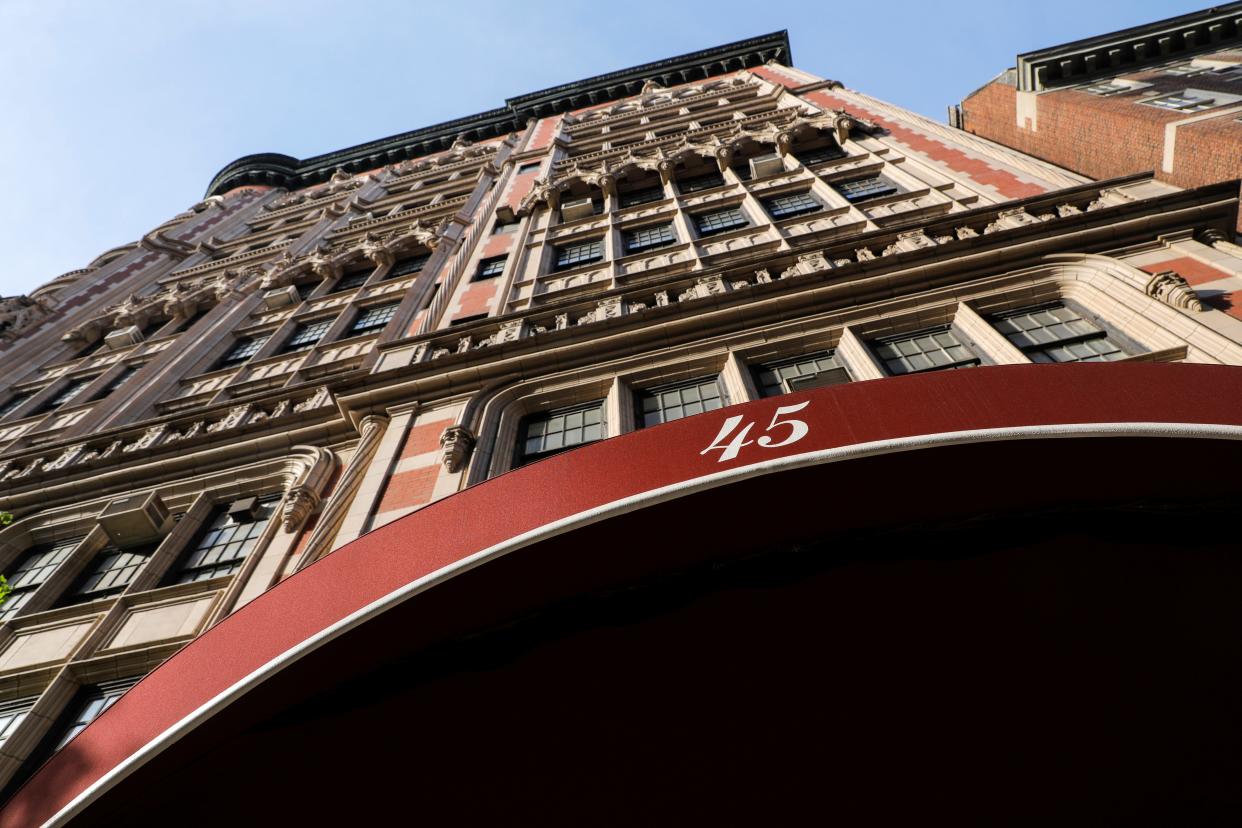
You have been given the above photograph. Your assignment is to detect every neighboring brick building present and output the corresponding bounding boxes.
[4,31,1242,824]
[955,3,1242,231]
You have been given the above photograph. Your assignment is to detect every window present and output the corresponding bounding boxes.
[754,351,850,398]
[795,144,846,165]
[554,239,604,270]
[1085,81,1128,95]
[623,224,676,253]
[618,186,665,208]
[0,698,35,752]
[517,162,541,175]
[0,538,82,620]
[60,542,158,605]
[833,176,900,203]
[637,377,726,428]
[1143,91,1216,111]
[762,192,823,220]
[0,391,34,420]
[990,302,1128,363]
[76,337,108,358]
[677,171,725,193]
[294,282,316,300]
[450,313,488,326]
[99,365,140,397]
[694,207,748,236]
[730,161,753,182]
[385,252,431,280]
[280,319,333,353]
[349,304,399,336]
[166,498,278,584]
[515,401,605,466]
[49,680,138,751]
[871,327,980,375]
[219,334,269,367]
[474,256,508,281]
[330,270,369,293]
[36,377,93,414]
[492,218,520,234]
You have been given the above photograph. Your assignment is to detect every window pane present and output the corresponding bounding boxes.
[677,171,725,193]
[0,538,83,620]
[554,240,604,270]
[755,351,847,397]
[475,256,508,280]
[795,143,846,165]
[637,377,725,428]
[762,192,822,219]
[385,252,431,280]
[618,186,664,208]
[990,302,1129,363]
[694,208,748,235]
[350,304,398,335]
[833,176,899,203]
[63,543,159,604]
[281,319,333,352]
[517,401,606,465]
[168,498,278,584]
[220,335,270,365]
[623,224,676,253]
[872,327,979,375]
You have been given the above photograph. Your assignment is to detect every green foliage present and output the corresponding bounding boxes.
[0,512,11,607]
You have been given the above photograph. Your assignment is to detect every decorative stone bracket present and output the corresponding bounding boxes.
[1146,271,1205,312]
[439,425,476,473]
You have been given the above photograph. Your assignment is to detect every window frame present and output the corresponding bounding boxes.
[553,238,605,271]
[514,400,607,467]
[635,375,728,429]
[473,255,508,281]
[761,191,824,220]
[752,350,850,398]
[870,325,981,375]
[278,317,334,354]
[832,175,902,203]
[693,206,749,237]
[622,223,677,254]
[989,301,1131,363]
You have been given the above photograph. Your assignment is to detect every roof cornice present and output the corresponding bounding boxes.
[1015,3,1242,91]
[204,32,792,197]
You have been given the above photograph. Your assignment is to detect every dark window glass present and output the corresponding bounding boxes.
[872,327,980,375]
[36,378,93,414]
[475,256,508,281]
[349,304,398,336]
[50,680,138,751]
[637,377,726,428]
[677,171,725,193]
[623,224,676,253]
[167,498,278,584]
[0,538,82,620]
[731,161,753,181]
[762,192,823,219]
[450,313,488,326]
[330,271,369,293]
[99,365,140,396]
[76,337,108,358]
[386,252,431,280]
[796,143,846,165]
[991,303,1129,363]
[754,351,850,398]
[0,392,34,420]
[834,176,900,203]
[293,282,316,300]
[280,319,333,353]
[492,219,520,234]
[0,697,35,752]
[618,186,664,208]
[517,162,541,175]
[516,401,605,466]
[61,542,158,604]
[219,335,269,367]
[694,207,748,236]
[554,239,604,270]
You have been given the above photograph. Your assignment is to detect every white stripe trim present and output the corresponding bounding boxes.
[42,421,1242,826]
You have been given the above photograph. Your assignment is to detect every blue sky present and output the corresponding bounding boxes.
[0,0,1206,296]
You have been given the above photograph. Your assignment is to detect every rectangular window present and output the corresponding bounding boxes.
[833,176,900,203]
[0,698,35,752]
[516,401,605,466]
[618,186,665,208]
[1144,91,1216,111]
[99,365,140,396]
[990,302,1129,363]
[871,327,980,375]
[677,171,725,193]
[280,319,333,353]
[0,392,34,420]
[330,271,369,293]
[385,252,431,280]
[61,543,158,605]
[0,538,83,620]
[754,351,850,398]
[623,224,676,253]
[554,239,604,270]
[492,219,521,234]
[42,378,93,411]
[450,313,488,326]
[1085,81,1128,95]
[349,304,398,336]
[694,207,748,236]
[49,679,140,751]
[795,144,846,165]
[219,334,270,367]
[167,498,278,584]
[474,256,508,281]
[730,162,753,182]
[637,377,726,428]
[762,192,823,220]
[517,162,542,175]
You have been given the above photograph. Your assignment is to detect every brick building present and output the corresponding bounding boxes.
[955,2,1242,237]
[2,32,1242,824]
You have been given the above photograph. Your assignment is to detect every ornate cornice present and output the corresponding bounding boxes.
[204,32,792,197]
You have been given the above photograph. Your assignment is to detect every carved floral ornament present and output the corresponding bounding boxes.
[517,109,879,215]
[562,75,753,125]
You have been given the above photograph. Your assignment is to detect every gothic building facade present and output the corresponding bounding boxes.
[2,31,1242,824]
